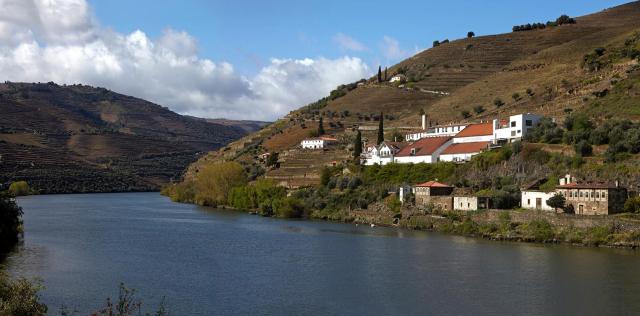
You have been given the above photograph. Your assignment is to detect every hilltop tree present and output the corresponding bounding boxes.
[418,108,425,117]
[467,31,475,38]
[318,117,325,135]
[547,193,566,213]
[377,66,382,83]
[353,130,362,158]
[384,67,388,81]
[377,112,384,144]
[433,40,440,48]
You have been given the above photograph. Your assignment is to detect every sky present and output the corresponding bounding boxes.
[0,0,631,121]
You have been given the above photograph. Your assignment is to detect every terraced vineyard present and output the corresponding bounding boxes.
[0,83,258,193]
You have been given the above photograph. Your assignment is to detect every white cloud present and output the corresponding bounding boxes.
[333,32,367,52]
[380,35,408,61]
[0,0,371,121]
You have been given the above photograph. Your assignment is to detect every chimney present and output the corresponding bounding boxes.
[421,114,427,130]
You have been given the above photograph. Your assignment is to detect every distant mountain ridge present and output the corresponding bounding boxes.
[0,82,261,193]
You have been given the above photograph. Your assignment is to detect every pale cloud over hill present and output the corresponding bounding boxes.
[0,0,370,120]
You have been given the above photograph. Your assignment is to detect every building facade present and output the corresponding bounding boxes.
[301,137,337,149]
[492,113,542,144]
[394,137,452,164]
[439,141,489,163]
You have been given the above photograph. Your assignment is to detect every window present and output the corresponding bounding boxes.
[525,120,533,127]
[511,121,516,127]
[511,131,516,137]
[467,203,470,208]
[517,130,521,134]
[527,199,531,205]
[579,191,583,198]
[603,192,607,200]
[596,192,600,199]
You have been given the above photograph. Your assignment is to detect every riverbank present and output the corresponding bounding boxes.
[339,204,640,249]
[208,199,640,249]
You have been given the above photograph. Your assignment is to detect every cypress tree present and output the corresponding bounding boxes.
[384,67,388,81]
[377,66,382,83]
[318,117,325,135]
[353,130,362,158]
[377,112,384,144]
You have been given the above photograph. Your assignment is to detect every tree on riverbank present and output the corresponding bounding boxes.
[0,194,23,253]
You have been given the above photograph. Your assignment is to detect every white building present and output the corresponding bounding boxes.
[394,137,452,164]
[454,196,491,211]
[389,74,407,83]
[452,122,494,144]
[520,178,556,211]
[301,137,337,149]
[363,142,406,166]
[492,113,542,144]
[439,141,489,162]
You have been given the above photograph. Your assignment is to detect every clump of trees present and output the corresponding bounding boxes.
[194,162,247,206]
[524,114,640,161]
[8,181,31,196]
[513,15,575,32]
[467,31,475,38]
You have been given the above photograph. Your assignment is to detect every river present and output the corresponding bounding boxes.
[5,192,640,315]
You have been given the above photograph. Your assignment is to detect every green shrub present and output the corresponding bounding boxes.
[623,197,640,213]
[583,226,612,246]
[0,272,47,316]
[524,219,555,242]
[273,197,305,218]
[0,195,24,252]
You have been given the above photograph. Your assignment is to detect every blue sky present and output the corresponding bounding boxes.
[0,0,632,120]
[89,0,630,76]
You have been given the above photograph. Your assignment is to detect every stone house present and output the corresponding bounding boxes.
[414,181,454,211]
[555,175,628,215]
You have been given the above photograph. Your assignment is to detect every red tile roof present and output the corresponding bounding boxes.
[395,137,452,157]
[454,122,493,137]
[441,141,489,155]
[415,181,453,188]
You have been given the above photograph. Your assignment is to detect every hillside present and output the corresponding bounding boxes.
[0,82,260,193]
[182,1,640,189]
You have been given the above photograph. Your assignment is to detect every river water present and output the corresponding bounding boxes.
[5,193,640,315]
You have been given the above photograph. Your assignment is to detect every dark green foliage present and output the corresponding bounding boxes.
[377,66,382,83]
[467,31,475,38]
[433,40,440,47]
[546,193,566,211]
[92,283,167,316]
[523,118,563,144]
[266,152,279,167]
[555,14,576,25]
[377,112,384,144]
[473,105,485,114]
[512,93,520,101]
[574,140,593,157]
[320,167,331,186]
[353,131,362,158]
[318,117,325,135]
[384,67,388,81]
[0,194,23,253]
[461,110,471,119]
[493,98,504,107]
